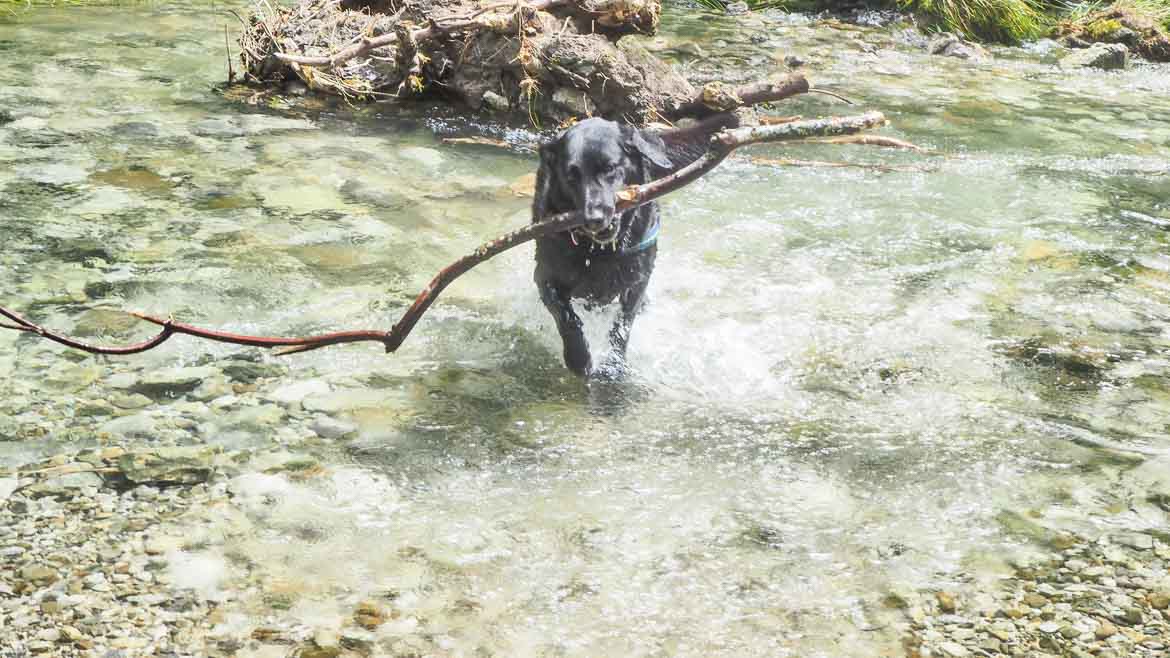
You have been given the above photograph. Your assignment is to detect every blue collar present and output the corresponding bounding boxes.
[568,218,660,256]
[630,219,660,253]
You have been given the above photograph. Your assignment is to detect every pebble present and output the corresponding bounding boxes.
[937,640,970,657]
[1023,592,1048,608]
[936,591,957,613]
[908,534,1170,658]
[310,415,357,440]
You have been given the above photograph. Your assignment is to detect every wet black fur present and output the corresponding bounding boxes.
[531,117,698,378]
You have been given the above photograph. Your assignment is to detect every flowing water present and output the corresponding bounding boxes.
[2,3,1170,657]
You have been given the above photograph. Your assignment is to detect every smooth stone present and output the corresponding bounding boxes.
[310,416,357,440]
[30,469,103,497]
[117,447,219,485]
[105,372,139,389]
[1023,592,1048,608]
[1114,533,1153,551]
[190,377,231,402]
[1096,620,1117,638]
[224,405,285,430]
[1060,43,1127,70]
[938,640,970,657]
[481,90,510,112]
[111,393,153,410]
[267,380,331,406]
[928,32,990,61]
[75,400,116,417]
[20,564,59,584]
[0,477,17,501]
[1119,606,1143,625]
[1038,621,1060,633]
[136,366,219,395]
[99,414,158,439]
[400,147,444,168]
[989,622,1014,640]
[191,118,247,138]
[36,628,61,642]
[936,591,958,613]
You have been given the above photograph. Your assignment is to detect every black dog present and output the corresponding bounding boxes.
[532,118,676,378]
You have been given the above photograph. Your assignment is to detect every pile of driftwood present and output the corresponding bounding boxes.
[236,0,813,125]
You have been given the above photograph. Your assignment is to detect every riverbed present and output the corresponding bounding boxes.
[1,3,1169,657]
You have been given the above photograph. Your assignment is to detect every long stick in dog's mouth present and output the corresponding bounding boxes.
[0,112,888,357]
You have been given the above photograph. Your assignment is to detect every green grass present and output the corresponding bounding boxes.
[897,0,1047,42]
[1051,0,1170,22]
[0,0,159,5]
[688,0,794,12]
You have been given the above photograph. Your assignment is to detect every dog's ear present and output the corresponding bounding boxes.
[533,139,559,220]
[622,126,673,173]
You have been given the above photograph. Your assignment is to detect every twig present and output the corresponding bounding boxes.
[808,134,928,152]
[751,157,934,173]
[224,25,236,83]
[759,115,802,125]
[808,88,854,105]
[0,112,886,358]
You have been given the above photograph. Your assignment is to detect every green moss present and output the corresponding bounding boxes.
[1085,16,1124,36]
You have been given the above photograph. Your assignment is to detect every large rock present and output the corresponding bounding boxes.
[928,33,990,62]
[117,447,219,485]
[1060,43,1128,69]
[24,467,104,499]
[135,366,220,396]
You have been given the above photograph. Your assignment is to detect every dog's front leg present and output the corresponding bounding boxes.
[601,279,649,379]
[539,281,592,376]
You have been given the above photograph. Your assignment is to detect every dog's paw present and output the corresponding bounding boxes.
[592,355,630,382]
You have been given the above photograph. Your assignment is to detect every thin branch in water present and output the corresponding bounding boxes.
[759,115,803,125]
[224,24,236,83]
[810,134,929,152]
[751,157,935,173]
[808,88,854,105]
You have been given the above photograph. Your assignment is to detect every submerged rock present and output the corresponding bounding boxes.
[117,447,219,485]
[928,33,990,62]
[135,366,219,396]
[0,477,18,501]
[1060,42,1128,69]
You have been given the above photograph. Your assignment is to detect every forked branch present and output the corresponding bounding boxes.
[0,111,887,358]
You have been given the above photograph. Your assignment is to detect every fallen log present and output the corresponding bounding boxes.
[1,111,887,358]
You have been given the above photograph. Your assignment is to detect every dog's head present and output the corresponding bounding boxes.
[540,118,673,242]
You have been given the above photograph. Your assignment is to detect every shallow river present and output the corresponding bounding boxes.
[2,3,1170,656]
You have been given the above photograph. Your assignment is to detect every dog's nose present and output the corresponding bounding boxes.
[583,210,610,232]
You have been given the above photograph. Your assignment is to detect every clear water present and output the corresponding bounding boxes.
[2,4,1169,656]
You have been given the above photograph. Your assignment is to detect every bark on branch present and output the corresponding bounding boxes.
[0,111,886,358]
